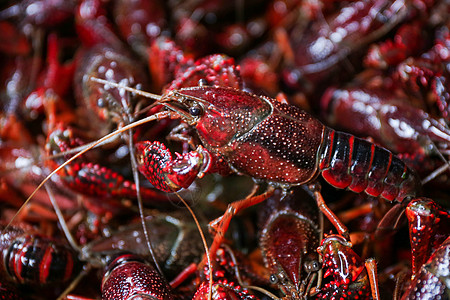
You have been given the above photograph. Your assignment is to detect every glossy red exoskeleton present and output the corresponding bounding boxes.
[405,198,450,280]
[3,1,450,298]
[193,279,260,300]
[45,123,169,208]
[74,45,150,127]
[165,54,242,92]
[364,21,427,70]
[0,224,81,286]
[74,0,123,49]
[400,236,450,299]
[317,234,372,300]
[189,245,262,300]
[259,187,321,299]
[0,0,76,29]
[0,20,30,57]
[27,207,209,299]
[101,253,173,300]
[147,36,194,92]
[62,76,421,280]
[393,24,450,121]
[320,21,450,159]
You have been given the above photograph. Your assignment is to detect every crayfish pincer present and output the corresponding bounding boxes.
[133,85,422,259]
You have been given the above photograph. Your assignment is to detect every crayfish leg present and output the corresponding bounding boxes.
[169,263,198,289]
[365,258,381,300]
[204,186,275,267]
[308,183,350,240]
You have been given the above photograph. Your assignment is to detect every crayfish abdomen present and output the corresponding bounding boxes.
[318,129,421,202]
[0,225,81,286]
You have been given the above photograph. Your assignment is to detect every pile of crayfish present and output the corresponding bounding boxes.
[1,0,450,299]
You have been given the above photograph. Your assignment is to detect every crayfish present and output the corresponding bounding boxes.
[2,0,450,299]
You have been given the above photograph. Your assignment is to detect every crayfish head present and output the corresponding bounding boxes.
[162,86,272,149]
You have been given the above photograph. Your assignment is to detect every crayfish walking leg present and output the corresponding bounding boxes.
[206,186,275,265]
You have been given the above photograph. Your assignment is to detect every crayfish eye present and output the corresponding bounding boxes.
[189,105,203,116]
[270,274,278,284]
[304,260,320,273]
[198,79,208,86]
[97,98,106,108]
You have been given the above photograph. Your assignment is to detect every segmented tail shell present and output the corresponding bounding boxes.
[0,226,80,285]
[319,129,420,202]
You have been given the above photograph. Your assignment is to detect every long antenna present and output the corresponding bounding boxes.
[90,77,163,101]
[44,184,81,252]
[4,110,174,232]
[173,192,213,300]
[128,131,163,275]
[421,138,450,185]
[93,76,166,274]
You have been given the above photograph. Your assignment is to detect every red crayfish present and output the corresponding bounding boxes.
[3,1,450,299]
[67,78,423,290]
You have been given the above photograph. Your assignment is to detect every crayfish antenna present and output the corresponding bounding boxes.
[89,76,178,275]
[89,77,193,277]
[173,192,213,300]
[4,107,174,234]
[222,244,281,300]
[127,131,163,275]
[421,138,450,185]
[90,76,165,274]
[56,265,91,300]
[393,270,408,300]
[44,183,81,252]
[44,183,92,300]
[243,285,281,300]
[44,135,121,160]
[90,77,163,101]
